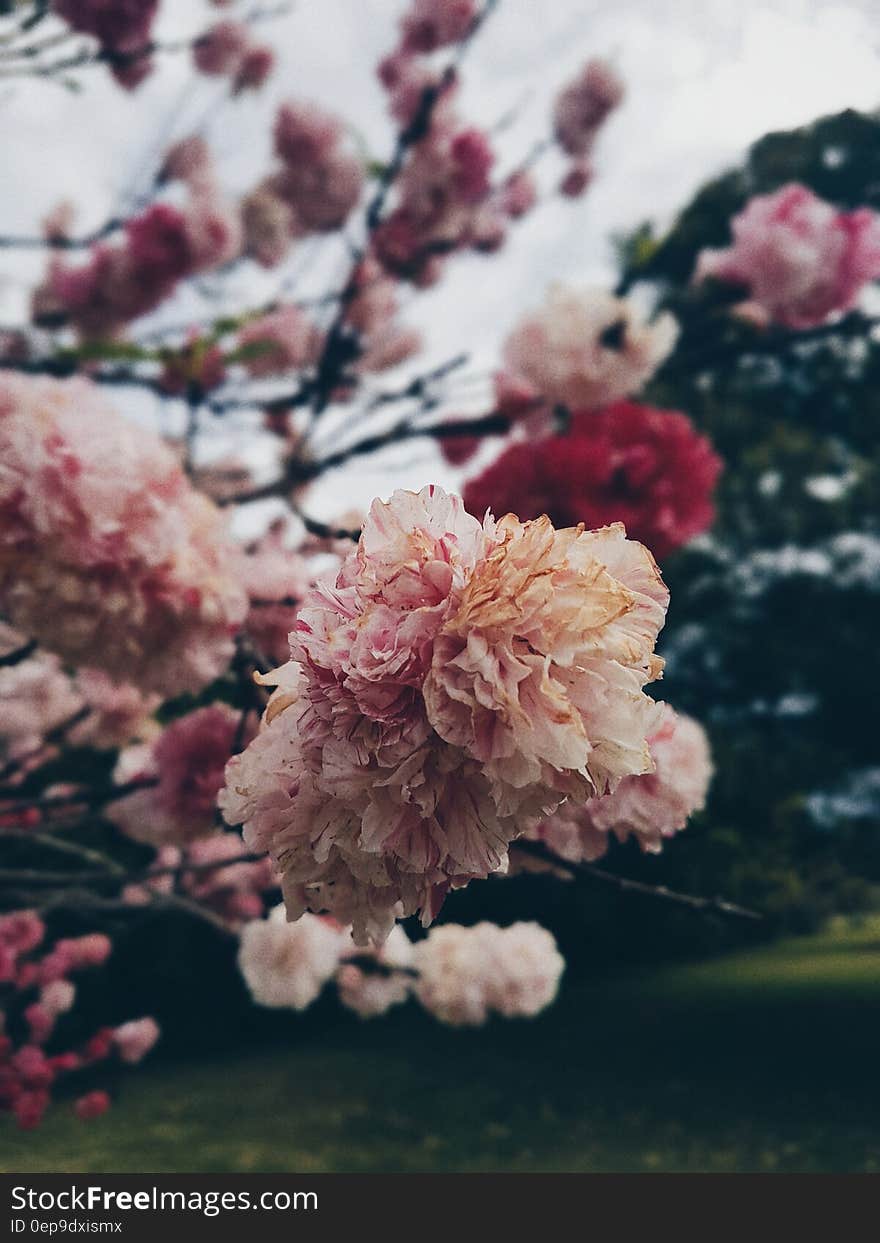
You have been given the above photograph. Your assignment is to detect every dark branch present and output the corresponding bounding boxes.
[511,840,762,922]
[0,638,36,667]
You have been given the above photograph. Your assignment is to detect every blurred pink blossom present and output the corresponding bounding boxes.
[695,183,880,328]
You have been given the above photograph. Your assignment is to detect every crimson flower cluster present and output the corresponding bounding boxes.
[0,912,158,1130]
[463,402,722,561]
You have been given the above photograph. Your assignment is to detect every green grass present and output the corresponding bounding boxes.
[4,915,880,1173]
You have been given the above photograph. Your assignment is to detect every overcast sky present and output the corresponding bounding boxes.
[2,0,879,513]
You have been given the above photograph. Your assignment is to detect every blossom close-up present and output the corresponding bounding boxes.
[222,485,668,944]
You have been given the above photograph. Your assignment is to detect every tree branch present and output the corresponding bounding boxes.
[510,839,762,921]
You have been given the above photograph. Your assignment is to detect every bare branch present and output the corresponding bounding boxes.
[510,840,762,922]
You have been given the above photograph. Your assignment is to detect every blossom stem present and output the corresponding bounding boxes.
[0,776,158,814]
[307,0,501,421]
[0,850,268,889]
[510,840,762,921]
[0,638,36,666]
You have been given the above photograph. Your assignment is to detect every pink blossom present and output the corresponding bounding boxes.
[40,980,76,1017]
[438,425,482,467]
[11,1045,54,1089]
[0,638,83,762]
[193,20,251,77]
[111,56,154,92]
[463,401,721,561]
[423,515,668,797]
[24,1005,56,1045]
[237,306,324,378]
[238,906,349,1010]
[449,128,494,203]
[109,705,242,845]
[336,924,414,1018]
[123,834,273,925]
[400,0,477,52]
[469,204,506,252]
[273,103,364,233]
[375,114,497,279]
[500,285,678,412]
[235,45,275,93]
[222,487,667,945]
[344,258,422,373]
[0,911,45,957]
[45,196,240,338]
[153,707,240,830]
[13,1091,50,1130]
[559,158,594,198]
[695,183,880,328]
[52,0,158,54]
[0,375,247,695]
[56,934,112,970]
[0,627,156,758]
[378,51,456,128]
[182,195,243,273]
[74,1090,111,1121]
[113,1017,160,1064]
[554,58,624,157]
[501,171,537,219]
[72,671,158,749]
[160,137,214,190]
[180,833,275,926]
[533,705,712,861]
[0,921,145,1131]
[412,921,564,1026]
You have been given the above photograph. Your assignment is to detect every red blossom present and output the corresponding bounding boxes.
[463,402,722,560]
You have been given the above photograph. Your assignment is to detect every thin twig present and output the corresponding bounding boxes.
[0,849,267,889]
[511,839,762,921]
[0,638,36,666]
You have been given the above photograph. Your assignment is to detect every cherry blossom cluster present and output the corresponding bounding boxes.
[695,183,880,329]
[36,181,240,339]
[529,704,713,863]
[553,58,625,196]
[412,920,564,1025]
[193,19,274,93]
[372,64,503,281]
[0,374,247,696]
[124,836,275,928]
[108,704,247,846]
[0,628,159,774]
[51,0,160,88]
[241,101,365,270]
[221,485,668,945]
[232,259,420,387]
[236,906,564,1025]
[372,21,624,283]
[0,911,159,1130]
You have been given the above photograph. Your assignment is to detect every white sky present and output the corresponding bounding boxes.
[2,0,879,514]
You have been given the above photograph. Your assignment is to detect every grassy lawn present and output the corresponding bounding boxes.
[4,915,880,1173]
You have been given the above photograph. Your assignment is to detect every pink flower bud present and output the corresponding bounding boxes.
[74,1090,111,1121]
[113,1017,160,1064]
